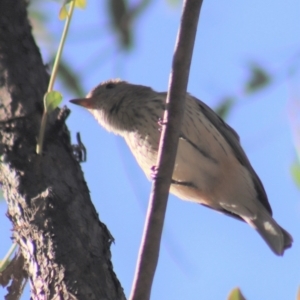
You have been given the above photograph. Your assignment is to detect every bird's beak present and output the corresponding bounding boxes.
[69,97,97,109]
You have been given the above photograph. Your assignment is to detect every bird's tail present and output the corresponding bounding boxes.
[248,208,293,256]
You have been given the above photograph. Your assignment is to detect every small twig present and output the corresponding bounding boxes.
[36,1,75,155]
[129,0,203,299]
[0,243,17,272]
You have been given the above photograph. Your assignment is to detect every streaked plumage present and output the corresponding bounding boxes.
[70,79,293,255]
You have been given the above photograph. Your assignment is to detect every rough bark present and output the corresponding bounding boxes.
[0,1,125,299]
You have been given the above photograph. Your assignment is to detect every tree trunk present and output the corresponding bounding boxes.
[0,1,125,299]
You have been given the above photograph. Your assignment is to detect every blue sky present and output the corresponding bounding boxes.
[1,0,300,299]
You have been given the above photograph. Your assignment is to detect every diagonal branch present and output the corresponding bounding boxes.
[130,0,204,299]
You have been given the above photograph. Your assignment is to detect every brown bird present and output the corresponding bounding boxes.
[70,79,293,256]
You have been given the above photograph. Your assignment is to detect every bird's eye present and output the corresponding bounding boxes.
[106,83,115,89]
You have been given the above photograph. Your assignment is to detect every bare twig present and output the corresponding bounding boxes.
[130,0,204,299]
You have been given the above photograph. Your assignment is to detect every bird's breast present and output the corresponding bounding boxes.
[124,130,160,179]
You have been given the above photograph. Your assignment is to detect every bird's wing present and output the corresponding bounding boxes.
[193,96,272,214]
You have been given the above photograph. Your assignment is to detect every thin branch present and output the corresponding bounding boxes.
[130,0,203,299]
[36,1,75,155]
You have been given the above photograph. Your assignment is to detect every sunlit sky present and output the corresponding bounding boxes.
[1,0,300,299]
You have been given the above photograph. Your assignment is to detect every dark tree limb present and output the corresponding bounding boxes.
[130,0,203,299]
[0,1,125,299]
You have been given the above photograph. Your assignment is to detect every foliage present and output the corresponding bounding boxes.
[227,288,246,300]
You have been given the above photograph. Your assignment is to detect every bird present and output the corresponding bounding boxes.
[70,78,293,256]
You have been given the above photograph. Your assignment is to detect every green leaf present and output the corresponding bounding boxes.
[227,287,246,300]
[59,5,69,20]
[59,0,86,19]
[75,0,87,9]
[44,91,63,113]
[245,64,270,94]
[109,0,132,49]
[215,97,236,120]
[291,160,300,189]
